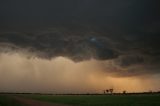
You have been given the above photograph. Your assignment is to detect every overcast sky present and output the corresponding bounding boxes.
[0,0,160,93]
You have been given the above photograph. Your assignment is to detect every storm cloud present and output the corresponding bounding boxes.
[0,25,160,76]
[0,0,160,92]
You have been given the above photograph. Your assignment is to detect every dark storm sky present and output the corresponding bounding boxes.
[0,0,160,76]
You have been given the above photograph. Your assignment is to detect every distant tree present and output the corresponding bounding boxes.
[123,90,126,94]
[106,89,109,93]
[109,89,114,94]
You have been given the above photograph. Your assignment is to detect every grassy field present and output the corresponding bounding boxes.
[0,94,160,106]
[0,94,23,106]
[22,94,160,106]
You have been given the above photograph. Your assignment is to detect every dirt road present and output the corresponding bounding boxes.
[14,96,71,106]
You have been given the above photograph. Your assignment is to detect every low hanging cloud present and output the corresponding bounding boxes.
[0,28,119,61]
[0,26,160,77]
[0,29,160,92]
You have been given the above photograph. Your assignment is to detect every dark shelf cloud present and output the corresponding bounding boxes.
[0,0,160,92]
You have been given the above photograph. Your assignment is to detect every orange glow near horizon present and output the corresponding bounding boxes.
[0,53,160,93]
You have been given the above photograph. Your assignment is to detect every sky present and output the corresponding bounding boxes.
[0,0,160,93]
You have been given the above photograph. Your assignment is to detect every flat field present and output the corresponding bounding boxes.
[0,94,160,106]
[0,95,23,106]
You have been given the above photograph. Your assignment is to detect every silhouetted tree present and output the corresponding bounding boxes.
[109,89,113,94]
[123,90,126,94]
[106,89,109,93]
